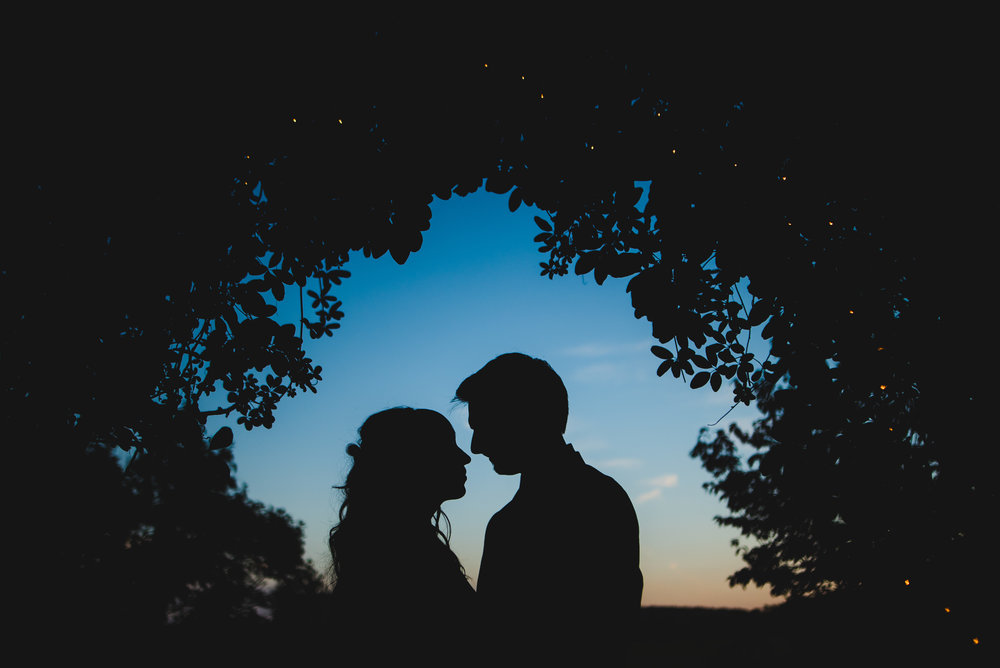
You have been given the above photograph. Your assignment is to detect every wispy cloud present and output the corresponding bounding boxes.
[637,489,662,503]
[636,473,679,503]
[596,457,642,469]
[648,473,678,488]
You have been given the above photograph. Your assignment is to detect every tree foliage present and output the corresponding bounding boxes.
[54,428,323,630]
[8,27,993,645]
[7,29,936,452]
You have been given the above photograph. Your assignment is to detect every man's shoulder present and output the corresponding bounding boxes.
[583,464,637,510]
[486,492,523,527]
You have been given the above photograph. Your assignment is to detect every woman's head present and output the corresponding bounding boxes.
[344,407,471,508]
[330,407,471,580]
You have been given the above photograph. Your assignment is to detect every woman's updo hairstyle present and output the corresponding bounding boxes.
[340,407,436,486]
[329,407,457,580]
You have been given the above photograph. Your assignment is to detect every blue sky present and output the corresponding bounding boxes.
[206,187,778,609]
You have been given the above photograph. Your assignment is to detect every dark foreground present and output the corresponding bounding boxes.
[38,603,988,666]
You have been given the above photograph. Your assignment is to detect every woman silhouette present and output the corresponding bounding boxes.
[328,407,474,661]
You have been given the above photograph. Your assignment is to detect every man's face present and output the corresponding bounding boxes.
[467,401,528,475]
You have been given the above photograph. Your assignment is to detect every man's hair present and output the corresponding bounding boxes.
[454,353,569,434]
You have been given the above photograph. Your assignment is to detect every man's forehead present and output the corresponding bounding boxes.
[467,400,511,420]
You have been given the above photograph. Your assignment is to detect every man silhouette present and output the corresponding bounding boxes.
[455,353,642,664]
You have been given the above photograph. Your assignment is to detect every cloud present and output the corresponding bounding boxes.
[647,473,678,488]
[637,489,662,503]
[596,458,642,469]
[636,473,679,503]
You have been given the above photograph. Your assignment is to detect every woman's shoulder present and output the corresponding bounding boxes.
[335,530,473,598]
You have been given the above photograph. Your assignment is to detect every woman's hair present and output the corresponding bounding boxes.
[328,407,462,582]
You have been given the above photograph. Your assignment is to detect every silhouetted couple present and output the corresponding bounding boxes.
[328,353,642,665]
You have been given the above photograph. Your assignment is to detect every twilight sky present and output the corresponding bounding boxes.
[205,185,778,609]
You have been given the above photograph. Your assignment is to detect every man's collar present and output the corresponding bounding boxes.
[519,442,584,490]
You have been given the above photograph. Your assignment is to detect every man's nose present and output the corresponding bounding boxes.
[470,432,483,455]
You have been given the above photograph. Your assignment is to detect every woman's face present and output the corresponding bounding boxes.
[421,416,472,503]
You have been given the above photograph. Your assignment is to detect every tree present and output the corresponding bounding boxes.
[9,28,992,650]
[7,29,911,455]
[54,426,324,631]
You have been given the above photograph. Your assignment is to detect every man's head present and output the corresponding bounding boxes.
[454,353,568,474]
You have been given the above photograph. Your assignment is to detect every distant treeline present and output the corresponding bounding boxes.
[45,599,981,666]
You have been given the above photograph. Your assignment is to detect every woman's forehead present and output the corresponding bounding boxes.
[418,411,455,437]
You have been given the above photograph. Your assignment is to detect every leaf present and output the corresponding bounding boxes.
[761,317,778,340]
[575,252,598,276]
[693,354,712,369]
[710,371,722,392]
[534,216,552,232]
[209,426,234,450]
[485,174,512,194]
[328,269,351,285]
[651,345,673,360]
[691,371,711,389]
[657,360,672,377]
[607,252,644,278]
[389,245,411,264]
[748,300,771,326]
[509,187,522,212]
[240,290,276,318]
[271,278,285,302]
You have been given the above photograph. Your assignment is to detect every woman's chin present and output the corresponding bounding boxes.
[440,483,467,502]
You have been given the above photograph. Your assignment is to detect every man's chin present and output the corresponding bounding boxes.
[491,462,520,475]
